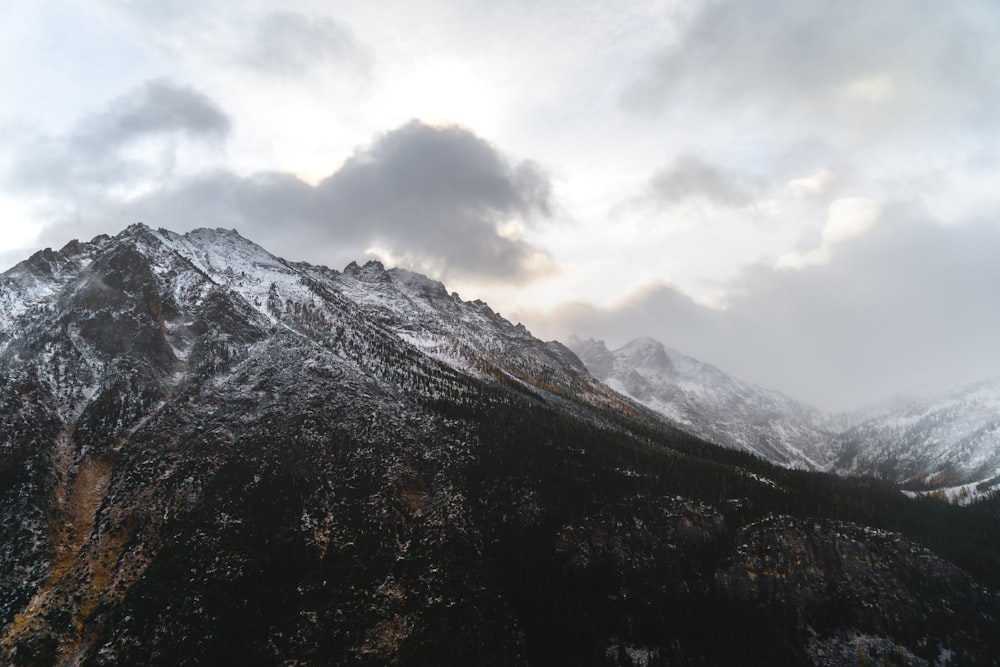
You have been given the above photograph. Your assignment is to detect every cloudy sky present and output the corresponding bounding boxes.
[3,0,1000,411]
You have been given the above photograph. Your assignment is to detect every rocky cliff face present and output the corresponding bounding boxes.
[1,225,998,666]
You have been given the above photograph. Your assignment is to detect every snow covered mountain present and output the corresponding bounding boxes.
[567,336,837,469]
[569,336,1000,491]
[2,224,998,665]
[835,378,1000,491]
[0,224,612,413]
[0,223,624,663]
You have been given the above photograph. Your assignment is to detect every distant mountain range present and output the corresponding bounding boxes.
[568,336,1000,495]
[567,336,836,469]
[1,224,998,665]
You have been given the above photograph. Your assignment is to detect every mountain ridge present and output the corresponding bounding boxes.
[2,224,999,665]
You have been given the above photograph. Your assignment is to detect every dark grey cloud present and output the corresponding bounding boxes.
[527,211,1000,412]
[625,0,1000,132]
[640,155,760,208]
[524,283,728,360]
[243,11,370,77]
[91,120,555,282]
[96,79,231,141]
[313,120,553,278]
[9,79,229,192]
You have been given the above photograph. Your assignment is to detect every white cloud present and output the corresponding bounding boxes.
[777,197,881,269]
[823,198,881,244]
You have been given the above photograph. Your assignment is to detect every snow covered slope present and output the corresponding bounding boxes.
[325,261,622,406]
[835,378,1000,488]
[569,335,1000,489]
[567,336,837,468]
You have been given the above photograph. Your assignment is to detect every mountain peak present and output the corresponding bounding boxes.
[184,226,248,241]
[618,336,674,375]
[342,259,388,281]
[117,221,162,241]
[622,335,662,350]
[565,336,614,379]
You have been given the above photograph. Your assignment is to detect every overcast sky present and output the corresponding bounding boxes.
[3,0,1000,411]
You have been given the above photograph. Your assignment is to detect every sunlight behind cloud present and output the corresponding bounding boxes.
[379,60,502,136]
[0,196,40,253]
[837,73,896,104]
